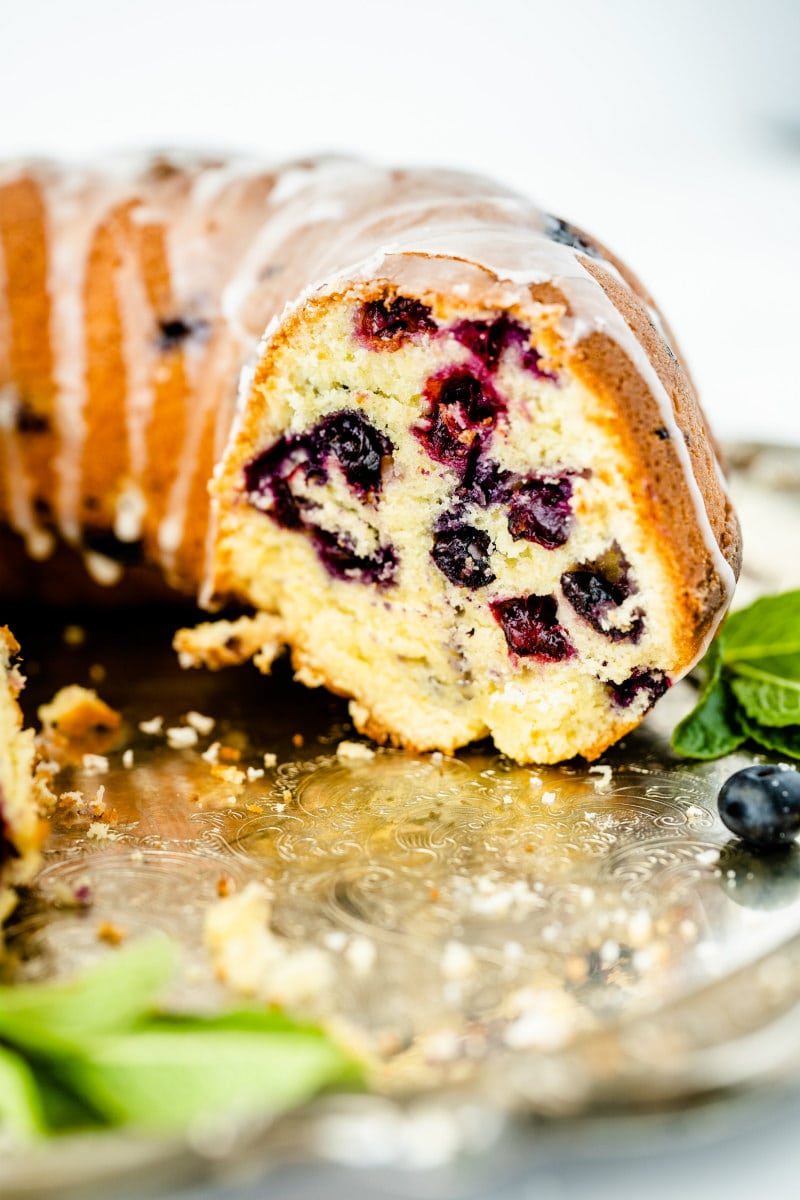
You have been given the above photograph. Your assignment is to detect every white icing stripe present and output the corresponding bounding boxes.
[46,169,114,545]
[113,209,155,543]
[0,189,54,560]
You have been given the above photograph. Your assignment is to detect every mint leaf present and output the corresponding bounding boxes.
[0,1045,47,1138]
[55,1024,360,1132]
[0,936,173,1056]
[0,940,363,1140]
[731,667,800,728]
[737,710,800,759]
[672,592,800,760]
[722,591,800,663]
[672,640,746,759]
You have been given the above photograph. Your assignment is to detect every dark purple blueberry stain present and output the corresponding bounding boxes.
[561,545,643,642]
[491,594,576,662]
[452,315,556,381]
[654,427,671,441]
[452,455,511,511]
[506,474,574,548]
[312,528,398,587]
[431,524,495,589]
[157,316,211,352]
[544,215,602,259]
[311,410,392,499]
[356,296,437,349]
[608,669,669,710]
[244,409,397,587]
[244,434,316,530]
[15,399,50,434]
[414,367,504,475]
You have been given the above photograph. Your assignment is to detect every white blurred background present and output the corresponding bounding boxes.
[0,0,798,444]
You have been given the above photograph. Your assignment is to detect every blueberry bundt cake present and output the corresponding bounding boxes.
[0,628,48,925]
[0,156,740,764]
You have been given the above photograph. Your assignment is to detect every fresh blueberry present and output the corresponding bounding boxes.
[718,765,800,851]
[608,669,669,710]
[561,546,643,641]
[431,525,495,589]
[506,474,573,548]
[356,296,436,348]
[491,594,575,661]
[414,367,504,473]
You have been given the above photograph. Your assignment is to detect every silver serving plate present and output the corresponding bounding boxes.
[2,443,800,1198]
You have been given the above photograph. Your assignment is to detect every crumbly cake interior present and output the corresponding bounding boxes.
[215,293,683,764]
[0,629,47,923]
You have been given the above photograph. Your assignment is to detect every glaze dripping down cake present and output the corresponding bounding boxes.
[0,156,741,764]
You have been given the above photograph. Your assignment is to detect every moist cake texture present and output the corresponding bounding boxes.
[0,627,49,924]
[0,156,741,763]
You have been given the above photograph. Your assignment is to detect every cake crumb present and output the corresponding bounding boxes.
[204,881,333,1007]
[39,686,122,741]
[541,790,556,806]
[345,936,377,976]
[263,752,278,769]
[246,803,264,815]
[81,753,109,775]
[336,740,375,763]
[441,940,476,980]
[202,741,221,764]
[217,875,236,898]
[246,766,265,782]
[588,764,612,791]
[211,763,246,786]
[138,715,164,736]
[185,710,215,736]
[122,748,134,769]
[87,820,117,841]
[97,920,126,946]
[166,725,198,750]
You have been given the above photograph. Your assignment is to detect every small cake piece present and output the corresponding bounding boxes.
[0,628,50,926]
[38,685,122,765]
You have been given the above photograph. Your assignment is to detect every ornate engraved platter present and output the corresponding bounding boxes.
[3,443,800,1197]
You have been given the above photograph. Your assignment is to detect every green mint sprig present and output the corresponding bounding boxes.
[672,590,800,760]
[0,937,361,1141]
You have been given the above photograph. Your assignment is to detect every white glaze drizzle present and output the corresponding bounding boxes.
[46,167,124,545]
[0,202,54,561]
[112,204,155,543]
